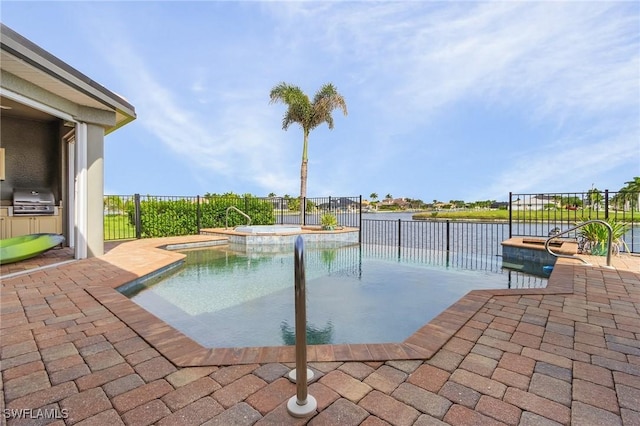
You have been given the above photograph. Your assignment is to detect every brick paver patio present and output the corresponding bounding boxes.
[1,236,638,425]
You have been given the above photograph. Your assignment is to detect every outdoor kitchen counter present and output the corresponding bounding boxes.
[0,206,63,239]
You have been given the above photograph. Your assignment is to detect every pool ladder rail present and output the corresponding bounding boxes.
[287,235,317,417]
[225,206,251,230]
[544,219,613,268]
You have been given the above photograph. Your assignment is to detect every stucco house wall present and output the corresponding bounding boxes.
[0,23,136,258]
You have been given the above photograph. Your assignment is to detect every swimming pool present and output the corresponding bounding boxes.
[122,245,547,348]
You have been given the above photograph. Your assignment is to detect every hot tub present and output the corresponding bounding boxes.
[203,225,359,251]
[234,225,302,234]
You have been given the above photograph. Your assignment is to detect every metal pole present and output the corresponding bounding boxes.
[397,219,402,260]
[605,223,613,267]
[134,194,141,239]
[508,192,512,239]
[358,195,362,244]
[302,197,306,226]
[543,219,613,267]
[287,236,317,417]
[446,220,450,253]
[196,195,201,234]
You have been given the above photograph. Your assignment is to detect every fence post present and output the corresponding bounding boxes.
[302,197,306,226]
[446,220,450,252]
[508,192,512,238]
[134,194,141,239]
[604,190,609,220]
[196,195,201,234]
[398,219,402,259]
[359,195,362,243]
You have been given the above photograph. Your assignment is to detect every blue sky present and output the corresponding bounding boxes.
[3,1,639,202]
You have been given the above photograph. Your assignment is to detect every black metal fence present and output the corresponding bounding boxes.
[103,194,545,286]
[509,191,639,253]
[360,219,509,272]
[104,190,639,278]
[276,196,363,227]
[103,194,362,241]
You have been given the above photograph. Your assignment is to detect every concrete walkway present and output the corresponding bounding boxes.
[1,237,638,425]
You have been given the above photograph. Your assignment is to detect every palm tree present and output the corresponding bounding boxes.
[621,177,640,211]
[624,176,640,192]
[270,82,348,221]
[587,188,603,210]
[369,192,378,211]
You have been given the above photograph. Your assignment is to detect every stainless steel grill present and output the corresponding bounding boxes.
[13,189,56,215]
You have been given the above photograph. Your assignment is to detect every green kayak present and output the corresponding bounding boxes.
[0,233,65,265]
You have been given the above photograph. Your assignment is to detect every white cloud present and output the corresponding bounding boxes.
[84,29,299,195]
[266,1,639,196]
[73,1,637,199]
[479,126,639,199]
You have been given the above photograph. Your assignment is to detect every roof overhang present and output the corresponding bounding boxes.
[0,23,136,133]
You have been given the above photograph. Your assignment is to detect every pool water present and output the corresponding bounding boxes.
[122,245,546,348]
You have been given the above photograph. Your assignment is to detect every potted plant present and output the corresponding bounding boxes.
[320,213,338,230]
[578,219,628,256]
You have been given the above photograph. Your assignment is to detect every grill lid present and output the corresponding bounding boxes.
[13,189,55,205]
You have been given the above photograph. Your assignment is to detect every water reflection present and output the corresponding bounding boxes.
[280,320,334,345]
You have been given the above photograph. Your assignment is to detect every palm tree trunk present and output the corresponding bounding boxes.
[299,131,309,225]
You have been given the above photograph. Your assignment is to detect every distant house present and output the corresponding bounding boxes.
[381,197,409,208]
[512,195,559,211]
[490,201,509,209]
[267,197,289,211]
[316,197,360,211]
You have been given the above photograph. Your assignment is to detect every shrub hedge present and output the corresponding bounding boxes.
[127,196,275,238]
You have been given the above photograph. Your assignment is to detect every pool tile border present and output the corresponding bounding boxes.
[201,226,360,249]
[83,235,577,367]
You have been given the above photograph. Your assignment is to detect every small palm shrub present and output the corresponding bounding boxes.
[320,213,338,230]
[579,219,628,255]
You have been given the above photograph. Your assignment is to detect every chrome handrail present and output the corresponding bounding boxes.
[287,236,317,417]
[225,206,251,229]
[544,219,613,267]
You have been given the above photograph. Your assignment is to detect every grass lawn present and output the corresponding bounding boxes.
[104,215,136,240]
[412,209,636,222]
